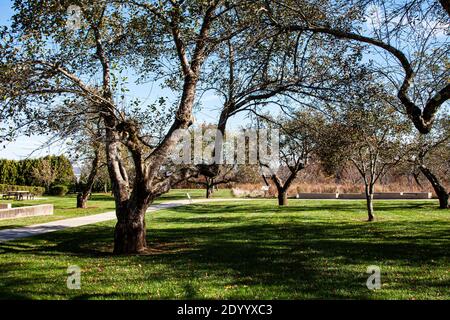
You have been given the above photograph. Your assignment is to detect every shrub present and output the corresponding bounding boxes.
[49,184,69,196]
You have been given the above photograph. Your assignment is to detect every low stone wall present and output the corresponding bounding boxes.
[372,192,431,199]
[339,192,432,199]
[232,188,266,198]
[338,193,365,199]
[400,192,432,199]
[290,192,433,200]
[0,204,53,220]
[0,203,12,209]
[373,192,402,199]
[295,193,338,199]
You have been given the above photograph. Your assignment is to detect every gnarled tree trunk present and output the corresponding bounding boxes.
[419,164,449,209]
[113,200,149,254]
[106,73,200,254]
[104,4,213,254]
[76,193,89,209]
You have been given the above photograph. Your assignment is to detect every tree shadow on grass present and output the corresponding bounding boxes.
[0,225,23,231]
[0,202,448,299]
[167,200,440,215]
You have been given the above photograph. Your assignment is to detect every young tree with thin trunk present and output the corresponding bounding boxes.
[260,111,324,206]
[57,113,106,209]
[190,164,236,199]
[324,94,410,221]
[76,146,101,209]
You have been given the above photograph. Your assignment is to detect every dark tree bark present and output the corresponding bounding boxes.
[76,150,100,209]
[206,178,214,199]
[439,0,450,17]
[261,174,270,187]
[113,198,150,254]
[206,185,213,199]
[412,171,423,189]
[365,184,375,221]
[277,188,288,206]
[271,171,298,206]
[76,193,88,209]
[419,164,449,209]
[194,164,235,199]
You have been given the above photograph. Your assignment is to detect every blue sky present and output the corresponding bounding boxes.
[0,1,13,25]
[0,0,247,160]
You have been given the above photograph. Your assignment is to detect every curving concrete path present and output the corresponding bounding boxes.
[0,198,257,243]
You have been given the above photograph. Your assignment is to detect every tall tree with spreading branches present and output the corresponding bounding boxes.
[0,0,261,253]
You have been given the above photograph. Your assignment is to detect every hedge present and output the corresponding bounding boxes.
[0,155,75,187]
[0,184,46,196]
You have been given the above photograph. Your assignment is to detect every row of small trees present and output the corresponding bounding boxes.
[185,100,448,222]
[260,102,449,221]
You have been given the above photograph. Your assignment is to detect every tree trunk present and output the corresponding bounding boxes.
[113,203,148,254]
[419,165,449,209]
[412,172,423,189]
[105,21,207,253]
[365,185,375,221]
[438,194,449,210]
[206,184,213,199]
[77,193,88,209]
[76,151,99,209]
[271,173,297,206]
[278,188,288,206]
[104,114,139,254]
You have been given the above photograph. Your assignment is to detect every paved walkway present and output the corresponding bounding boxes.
[0,198,254,243]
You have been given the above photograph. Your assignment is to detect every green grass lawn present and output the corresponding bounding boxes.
[0,199,448,300]
[0,188,233,230]
[0,194,116,230]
